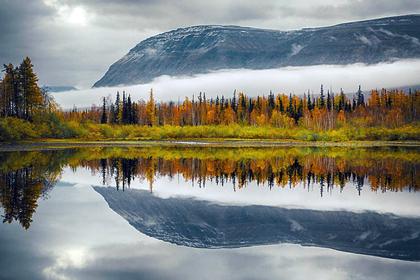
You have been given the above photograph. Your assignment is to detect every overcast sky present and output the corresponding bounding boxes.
[1,0,420,88]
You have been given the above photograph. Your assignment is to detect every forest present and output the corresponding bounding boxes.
[0,58,419,141]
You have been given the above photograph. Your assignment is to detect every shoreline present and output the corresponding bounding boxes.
[1,139,419,151]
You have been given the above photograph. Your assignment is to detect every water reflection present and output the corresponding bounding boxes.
[95,187,420,261]
[0,146,419,261]
[93,154,418,194]
[0,150,69,228]
[67,146,419,194]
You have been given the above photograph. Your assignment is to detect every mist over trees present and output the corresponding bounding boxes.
[0,58,419,141]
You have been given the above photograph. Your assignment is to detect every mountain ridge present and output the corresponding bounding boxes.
[94,14,420,87]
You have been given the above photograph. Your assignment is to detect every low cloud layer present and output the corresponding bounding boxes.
[52,59,420,109]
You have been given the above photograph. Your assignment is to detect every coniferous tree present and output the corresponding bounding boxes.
[101,97,107,124]
[287,94,293,117]
[307,93,313,111]
[278,96,284,112]
[109,104,115,124]
[319,84,325,109]
[122,92,127,124]
[327,90,332,111]
[338,89,345,111]
[1,64,16,117]
[131,102,138,124]
[0,58,45,120]
[268,90,275,112]
[356,85,365,107]
[127,95,132,124]
[114,91,121,124]
[19,57,44,120]
[232,90,237,112]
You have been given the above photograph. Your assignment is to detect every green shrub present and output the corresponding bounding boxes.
[0,117,39,141]
[1,118,419,142]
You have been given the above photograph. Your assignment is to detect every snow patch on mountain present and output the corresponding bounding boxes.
[93,15,420,87]
[290,44,304,56]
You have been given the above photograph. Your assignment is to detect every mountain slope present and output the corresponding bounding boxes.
[94,14,420,87]
[94,187,420,261]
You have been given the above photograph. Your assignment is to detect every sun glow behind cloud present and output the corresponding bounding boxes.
[43,0,91,26]
[43,247,90,280]
[66,6,89,26]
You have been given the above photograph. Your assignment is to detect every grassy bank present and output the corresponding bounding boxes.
[2,145,419,169]
[0,117,419,142]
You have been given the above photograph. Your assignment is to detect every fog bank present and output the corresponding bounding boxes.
[52,59,420,109]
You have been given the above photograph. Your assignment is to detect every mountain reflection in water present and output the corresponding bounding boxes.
[94,187,420,261]
[0,146,419,260]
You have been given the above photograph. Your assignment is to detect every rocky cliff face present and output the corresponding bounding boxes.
[93,15,420,87]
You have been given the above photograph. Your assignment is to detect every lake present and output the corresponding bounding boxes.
[0,145,419,279]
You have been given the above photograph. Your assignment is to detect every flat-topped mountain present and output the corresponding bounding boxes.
[93,15,420,87]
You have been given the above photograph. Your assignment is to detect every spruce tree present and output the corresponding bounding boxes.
[319,84,325,109]
[287,94,294,118]
[1,64,17,117]
[327,90,332,111]
[114,91,120,124]
[19,57,43,120]
[307,93,312,111]
[268,90,275,111]
[127,95,132,124]
[356,85,365,106]
[131,102,138,124]
[338,89,345,111]
[101,97,107,124]
[122,92,127,124]
[109,104,115,124]
[232,90,237,112]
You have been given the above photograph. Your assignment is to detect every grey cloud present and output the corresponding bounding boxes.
[56,0,420,29]
[0,0,419,87]
[0,1,54,64]
[309,0,420,20]
[8,241,420,280]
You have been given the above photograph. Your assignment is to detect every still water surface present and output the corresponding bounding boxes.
[0,146,419,279]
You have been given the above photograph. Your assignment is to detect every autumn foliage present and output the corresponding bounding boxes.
[0,58,419,141]
[68,85,419,130]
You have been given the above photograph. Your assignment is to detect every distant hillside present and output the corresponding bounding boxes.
[42,86,77,92]
[94,14,420,87]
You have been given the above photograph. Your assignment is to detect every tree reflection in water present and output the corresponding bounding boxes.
[0,150,70,229]
[91,148,418,194]
[0,146,418,228]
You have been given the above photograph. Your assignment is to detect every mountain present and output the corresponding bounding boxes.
[94,187,420,261]
[42,86,77,92]
[93,14,420,87]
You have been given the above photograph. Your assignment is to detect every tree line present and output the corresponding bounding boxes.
[1,58,418,136]
[66,85,419,130]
